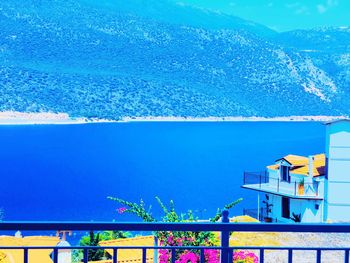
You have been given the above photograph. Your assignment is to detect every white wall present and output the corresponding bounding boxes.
[57,240,72,263]
[315,178,325,199]
[269,194,284,222]
[297,199,323,223]
[268,168,279,179]
[269,194,291,223]
[268,168,321,197]
[325,121,350,222]
[268,194,324,223]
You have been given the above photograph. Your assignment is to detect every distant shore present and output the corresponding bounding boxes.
[0,112,87,125]
[0,111,347,125]
[120,116,348,122]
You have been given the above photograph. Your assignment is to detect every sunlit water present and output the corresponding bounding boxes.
[0,122,324,222]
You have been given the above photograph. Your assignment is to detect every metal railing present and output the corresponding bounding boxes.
[243,171,268,185]
[243,172,320,198]
[1,212,350,263]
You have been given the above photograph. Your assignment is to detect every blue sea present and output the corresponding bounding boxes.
[0,122,324,223]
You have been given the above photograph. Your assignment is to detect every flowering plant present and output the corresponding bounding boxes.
[117,207,127,214]
[108,196,242,263]
[233,250,258,263]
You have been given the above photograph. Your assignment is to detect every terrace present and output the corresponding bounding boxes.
[1,211,350,263]
[242,172,322,200]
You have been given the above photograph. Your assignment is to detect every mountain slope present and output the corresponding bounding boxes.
[0,0,348,119]
[273,27,350,114]
[80,0,277,37]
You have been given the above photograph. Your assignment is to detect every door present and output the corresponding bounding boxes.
[282,197,290,219]
[281,166,291,182]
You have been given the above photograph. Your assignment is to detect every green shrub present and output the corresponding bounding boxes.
[108,196,243,262]
[73,230,131,262]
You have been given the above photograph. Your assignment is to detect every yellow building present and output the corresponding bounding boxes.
[0,236,60,263]
[97,235,155,263]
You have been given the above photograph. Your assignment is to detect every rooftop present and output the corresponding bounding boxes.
[0,236,60,263]
[267,153,326,177]
[99,236,155,263]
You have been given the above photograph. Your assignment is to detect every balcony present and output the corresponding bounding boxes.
[242,172,322,200]
[1,216,350,263]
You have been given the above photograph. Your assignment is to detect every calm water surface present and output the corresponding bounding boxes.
[0,122,324,221]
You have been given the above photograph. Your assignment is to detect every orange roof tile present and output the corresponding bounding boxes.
[267,164,279,170]
[98,236,155,263]
[277,155,309,166]
[267,153,325,177]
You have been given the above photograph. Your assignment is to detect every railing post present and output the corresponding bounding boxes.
[294,181,297,196]
[142,248,147,263]
[288,249,293,263]
[259,249,264,263]
[200,248,205,263]
[113,248,118,263]
[53,248,58,263]
[345,249,349,263]
[154,236,158,263]
[171,248,176,263]
[277,179,280,193]
[316,249,321,263]
[221,209,230,263]
[83,247,88,263]
[259,174,262,189]
[23,248,28,263]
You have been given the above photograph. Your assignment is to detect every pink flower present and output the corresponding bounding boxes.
[204,249,220,263]
[176,251,199,263]
[159,249,171,263]
[167,235,174,245]
[117,207,127,214]
[233,250,258,263]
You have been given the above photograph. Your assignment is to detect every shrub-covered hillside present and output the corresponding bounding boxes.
[0,0,349,119]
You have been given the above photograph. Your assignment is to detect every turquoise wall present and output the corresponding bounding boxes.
[325,121,350,222]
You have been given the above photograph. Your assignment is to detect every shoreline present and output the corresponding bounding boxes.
[0,111,347,125]
[120,115,347,123]
[0,112,87,125]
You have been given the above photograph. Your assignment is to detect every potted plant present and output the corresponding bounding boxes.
[262,194,273,222]
[298,178,305,195]
[291,212,301,223]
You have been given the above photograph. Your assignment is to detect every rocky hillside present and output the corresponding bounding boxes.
[0,0,349,119]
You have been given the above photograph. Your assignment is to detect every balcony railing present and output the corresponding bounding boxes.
[1,211,350,263]
[243,172,320,199]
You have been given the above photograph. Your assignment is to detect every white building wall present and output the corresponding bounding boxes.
[268,168,322,197]
[267,169,309,196]
[315,178,325,199]
[269,194,284,222]
[268,194,324,223]
[267,169,279,190]
[57,240,72,263]
[325,121,350,222]
[297,199,323,223]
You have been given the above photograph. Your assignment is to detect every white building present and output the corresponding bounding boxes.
[242,119,350,223]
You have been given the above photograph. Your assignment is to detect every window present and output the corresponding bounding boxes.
[282,197,290,219]
[280,165,290,182]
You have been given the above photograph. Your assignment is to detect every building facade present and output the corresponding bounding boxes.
[242,120,350,223]
[324,120,350,222]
